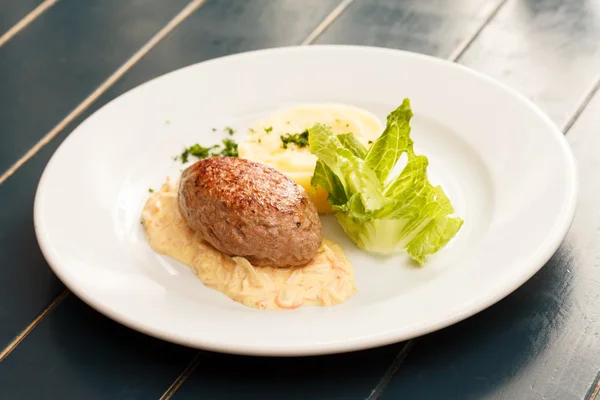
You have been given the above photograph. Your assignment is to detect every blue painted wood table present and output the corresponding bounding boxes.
[1,1,599,399]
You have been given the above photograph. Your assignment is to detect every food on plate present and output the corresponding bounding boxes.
[178,156,322,268]
[238,104,383,214]
[142,99,461,309]
[142,179,355,310]
[309,99,463,264]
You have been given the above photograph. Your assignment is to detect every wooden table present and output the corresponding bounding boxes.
[1,1,599,398]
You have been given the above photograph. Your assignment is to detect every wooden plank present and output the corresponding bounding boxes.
[0,0,341,398]
[380,85,600,400]
[315,0,505,58]
[457,0,600,128]
[0,0,190,175]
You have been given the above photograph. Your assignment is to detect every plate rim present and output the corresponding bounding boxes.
[34,45,579,356]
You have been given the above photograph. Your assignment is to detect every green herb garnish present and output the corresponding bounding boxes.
[281,130,309,149]
[265,126,273,134]
[176,138,239,163]
[148,188,154,193]
[225,126,235,135]
[218,139,239,157]
[180,144,219,163]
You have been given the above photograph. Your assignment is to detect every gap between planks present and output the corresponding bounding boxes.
[0,0,58,48]
[0,0,206,186]
[366,341,417,400]
[159,351,207,400]
[0,289,69,362]
[587,370,600,400]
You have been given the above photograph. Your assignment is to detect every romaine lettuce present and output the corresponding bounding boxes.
[309,99,463,265]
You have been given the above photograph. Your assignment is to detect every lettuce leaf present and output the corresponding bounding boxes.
[337,133,367,159]
[309,124,385,212]
[309,99,463,265]
[365,99,414,182]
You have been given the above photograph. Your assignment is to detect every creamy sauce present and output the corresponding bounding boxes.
[238,104,383,214]
[142,179,356,310]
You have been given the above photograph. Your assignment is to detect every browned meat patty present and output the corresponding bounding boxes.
[178,156,322,268]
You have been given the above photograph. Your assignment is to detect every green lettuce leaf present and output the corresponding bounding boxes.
[365,99,414,182]
[337,133,367,159]
[312,160,347,206]
[309,99,463,265]
[406,216,463,264]
[309,124,385,212]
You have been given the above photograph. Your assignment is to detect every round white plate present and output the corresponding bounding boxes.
[34,46,577,356]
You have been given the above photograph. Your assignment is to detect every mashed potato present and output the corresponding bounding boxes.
[238,104,383,213]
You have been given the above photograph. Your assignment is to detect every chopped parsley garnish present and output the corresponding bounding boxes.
[265,126,273,134]
[224,126,235,135]
[249,128,255,134]
[368,140,373,145]
[176,139,238,163]
[219,139,239,157]
[180,144,219,163]
[212,128,217,132]
[281,130,309,149]
[148,188,154,193]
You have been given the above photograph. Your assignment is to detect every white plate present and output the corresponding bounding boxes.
[34,46,577,356]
